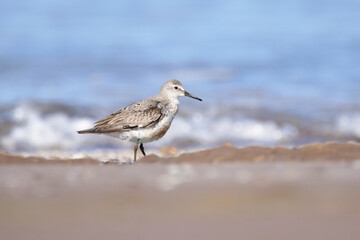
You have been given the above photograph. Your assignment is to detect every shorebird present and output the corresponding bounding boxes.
[77,79,202,163]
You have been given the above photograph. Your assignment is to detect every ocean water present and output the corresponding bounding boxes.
[1,0,360,152]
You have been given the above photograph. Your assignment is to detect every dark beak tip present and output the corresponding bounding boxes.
[185,91,202,102]
[191,96,203,102]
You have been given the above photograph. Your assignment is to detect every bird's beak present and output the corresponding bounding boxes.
[184,91,202,101]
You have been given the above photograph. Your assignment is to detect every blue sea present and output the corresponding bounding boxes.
[1,0,360,152]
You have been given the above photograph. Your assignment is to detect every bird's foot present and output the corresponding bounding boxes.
[140,143,146,156]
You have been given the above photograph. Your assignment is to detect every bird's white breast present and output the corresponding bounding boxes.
[106,100,179,143]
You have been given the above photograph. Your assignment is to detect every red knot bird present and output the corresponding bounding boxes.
[77,79,202,163]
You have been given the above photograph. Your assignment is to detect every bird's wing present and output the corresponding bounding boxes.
[88,99,163,133]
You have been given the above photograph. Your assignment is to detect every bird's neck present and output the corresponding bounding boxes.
[158,93,179,106]
[169,97,179,105]
[163,98,179,116]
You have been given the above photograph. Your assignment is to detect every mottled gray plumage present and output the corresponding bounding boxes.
[77,79,202,163]
[79,99,163,134]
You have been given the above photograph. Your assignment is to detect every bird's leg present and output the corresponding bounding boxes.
[140,143,146,156]
[133,144,138,163]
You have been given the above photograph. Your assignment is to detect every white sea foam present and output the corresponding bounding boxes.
[336,113,360,137]
[1,103,94,151]
[1,103,299,151]
[152,112,298,147]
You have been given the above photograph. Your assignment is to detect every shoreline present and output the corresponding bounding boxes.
[1,142,360,164]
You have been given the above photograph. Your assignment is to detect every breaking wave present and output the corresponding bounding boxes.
[0,102,299,152]
[336,113,360,138]
[155,113,298,147]
[0,102,93,151]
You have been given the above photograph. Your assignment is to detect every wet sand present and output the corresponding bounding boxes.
[1,142,360,240]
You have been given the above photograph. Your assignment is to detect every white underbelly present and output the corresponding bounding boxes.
[105,116,174,143]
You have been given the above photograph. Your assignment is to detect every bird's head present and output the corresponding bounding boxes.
[160,79,202,101]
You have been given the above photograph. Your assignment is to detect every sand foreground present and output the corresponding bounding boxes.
[1,142,360,240]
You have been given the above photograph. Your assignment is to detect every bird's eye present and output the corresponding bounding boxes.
[174,86,178,90]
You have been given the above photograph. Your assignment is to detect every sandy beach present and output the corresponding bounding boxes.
[1,142,360,240]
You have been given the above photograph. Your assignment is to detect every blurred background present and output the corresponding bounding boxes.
[1,0,360,153]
